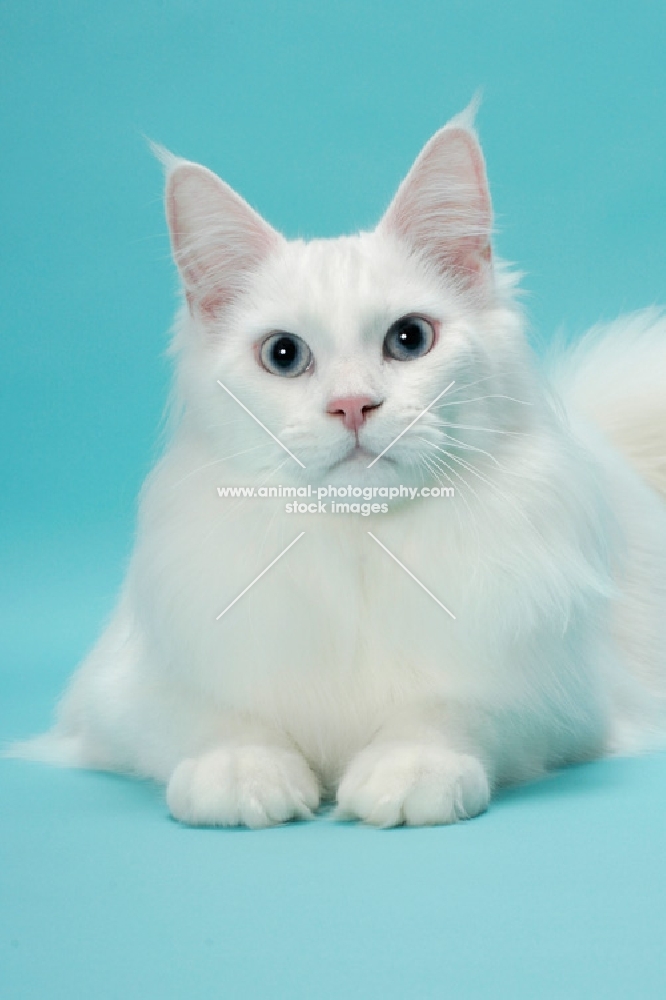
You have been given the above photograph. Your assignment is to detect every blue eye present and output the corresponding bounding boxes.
[383,316,435,361]
[260,332,313,377]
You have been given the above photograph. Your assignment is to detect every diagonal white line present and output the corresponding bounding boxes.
[216,532,305,620]
[367,381,455,468]
[366,532,456,620]
[217,379,306,469]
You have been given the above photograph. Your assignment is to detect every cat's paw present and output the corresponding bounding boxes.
[336,743,490,827]
[166,745,320,828]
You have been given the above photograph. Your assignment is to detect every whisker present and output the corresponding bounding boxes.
[434,393,532,408]
[408,450,427,491]
[425,450,482,508]
[439,447,539,535]
[434,420,524,437]
[170,442,272,490]
[420,450,483,562]
[420,431,502,469]
[442,369,528,398]
[420,452,465,527]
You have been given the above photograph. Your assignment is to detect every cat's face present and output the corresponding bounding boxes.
[165,109,530,489]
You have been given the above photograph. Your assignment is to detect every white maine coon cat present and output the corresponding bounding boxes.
[14,104,666,828]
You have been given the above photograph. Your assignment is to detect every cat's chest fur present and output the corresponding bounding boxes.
[125,439,610,784]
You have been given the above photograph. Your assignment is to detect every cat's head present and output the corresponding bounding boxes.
[163,106,531,489]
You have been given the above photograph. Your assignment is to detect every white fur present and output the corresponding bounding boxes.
[11,110,666,827]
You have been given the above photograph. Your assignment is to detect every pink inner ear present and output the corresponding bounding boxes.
[184,286,227,321]
[382,126,493,286]
[166,163,279,321]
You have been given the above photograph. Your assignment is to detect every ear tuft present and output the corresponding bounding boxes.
[165,160,281,321]
[378,108,493,292]
[147,139,180,173]
[447,90,483,132]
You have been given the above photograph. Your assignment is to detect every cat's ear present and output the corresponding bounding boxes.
[378,110,493,292]
[163,155,282,319]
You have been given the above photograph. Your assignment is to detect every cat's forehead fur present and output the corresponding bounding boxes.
[237,230,459,350]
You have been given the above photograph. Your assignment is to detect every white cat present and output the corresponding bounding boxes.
[13,104,666,827]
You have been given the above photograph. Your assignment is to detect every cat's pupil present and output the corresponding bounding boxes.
[272,336,297,368]
[398,322,424,351]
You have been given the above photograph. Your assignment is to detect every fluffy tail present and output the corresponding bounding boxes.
[551,308,666,497]
[4,730,90,768]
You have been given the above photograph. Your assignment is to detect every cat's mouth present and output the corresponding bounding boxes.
[329,443,391,471]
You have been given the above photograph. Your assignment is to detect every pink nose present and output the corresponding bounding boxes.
[326,395,382,434]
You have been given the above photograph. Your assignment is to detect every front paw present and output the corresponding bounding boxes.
[166,745,320,828]
[336,743,490,827]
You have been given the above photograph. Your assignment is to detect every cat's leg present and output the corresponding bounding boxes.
[336,705,492,827]
[166,725,320,829]
[15,602,320,828]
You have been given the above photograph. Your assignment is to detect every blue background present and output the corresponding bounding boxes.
[1,1,665,996]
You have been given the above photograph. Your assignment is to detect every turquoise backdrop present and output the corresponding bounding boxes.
[2,2,665,997]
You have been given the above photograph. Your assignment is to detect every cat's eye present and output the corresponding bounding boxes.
[259,332,313,378]
[383,315,435,361]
